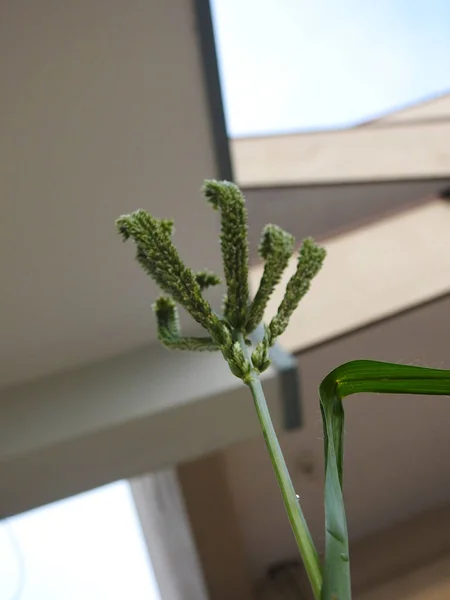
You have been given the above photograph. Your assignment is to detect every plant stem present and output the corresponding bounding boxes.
[237,334,322,599]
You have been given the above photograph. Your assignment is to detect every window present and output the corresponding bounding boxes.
[0,481,161,600]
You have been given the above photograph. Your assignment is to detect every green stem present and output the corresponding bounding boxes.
[237,334,322,599]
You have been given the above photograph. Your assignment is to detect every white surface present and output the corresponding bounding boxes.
[0,481,160,600]
[0,342,281,517]
[0,345,241,460]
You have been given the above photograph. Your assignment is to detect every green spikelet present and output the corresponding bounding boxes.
[153,297,218,351]
[116,182,329,600]
[246,224,295,334]
[115,183,324,382]
[203,180,250,330]
[116,210,215,330]
[268,238,326,344]
[195,270,222,290]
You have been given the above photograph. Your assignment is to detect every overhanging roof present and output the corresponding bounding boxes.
[231,106,450,251]
[363,89,450,126]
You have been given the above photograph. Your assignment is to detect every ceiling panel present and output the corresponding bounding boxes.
[0,0,226,388]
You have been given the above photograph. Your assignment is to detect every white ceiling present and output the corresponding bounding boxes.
[0,0,225,389]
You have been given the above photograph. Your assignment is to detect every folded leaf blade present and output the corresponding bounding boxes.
[319,360,450,599]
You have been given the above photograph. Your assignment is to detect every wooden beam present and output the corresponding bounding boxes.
[178,453,255,600]
[0,340,294,518]
[231,121,450,187]
[130,469,209,600]
[249,199,450,353]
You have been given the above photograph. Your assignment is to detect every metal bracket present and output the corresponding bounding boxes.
[249,325,302,431]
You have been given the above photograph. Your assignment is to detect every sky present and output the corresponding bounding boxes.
[210,0,450,137]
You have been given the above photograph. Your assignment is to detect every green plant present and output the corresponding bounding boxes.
[116,180,450,600]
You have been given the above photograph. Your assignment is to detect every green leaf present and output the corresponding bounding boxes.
[319,360,450,600]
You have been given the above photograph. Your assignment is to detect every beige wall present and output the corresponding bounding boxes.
[180,295,450,597]
[222,295,450,577]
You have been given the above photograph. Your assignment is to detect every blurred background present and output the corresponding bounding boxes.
[1,1,450,598]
